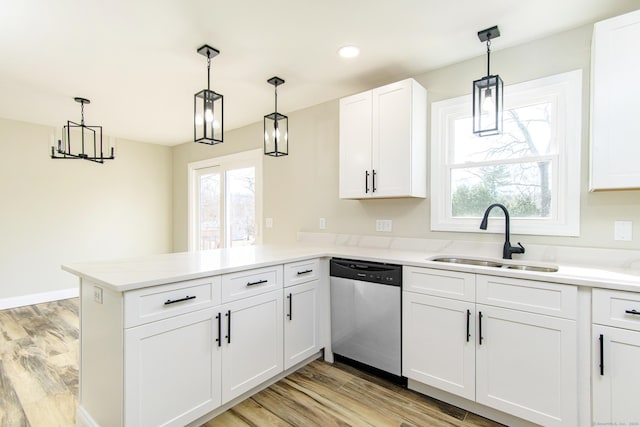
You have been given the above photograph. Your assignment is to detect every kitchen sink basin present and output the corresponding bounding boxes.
[430,256,558,273]
[503,264,558,273]
[431,257,503,268]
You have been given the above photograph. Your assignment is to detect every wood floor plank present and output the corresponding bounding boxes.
[0,361,30,427]
[21,391,76,427]
[207,398,291,427]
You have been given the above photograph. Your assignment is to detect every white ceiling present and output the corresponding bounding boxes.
[0,0,637,146]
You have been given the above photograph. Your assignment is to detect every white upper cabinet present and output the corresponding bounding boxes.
[590,9,640,191]
[339,78,427,199]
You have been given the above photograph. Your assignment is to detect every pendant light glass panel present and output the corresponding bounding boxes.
[264,111,288,156]
[194,89,223,144]
[472,74,503,136]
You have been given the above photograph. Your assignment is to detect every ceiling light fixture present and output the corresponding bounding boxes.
[51,97,114,164]
[338,46,360,58]
[473,25,503,137]
[264,76,288,157]
[194,44,223,145]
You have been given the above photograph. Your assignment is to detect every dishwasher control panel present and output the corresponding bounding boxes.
[329,258,402,286]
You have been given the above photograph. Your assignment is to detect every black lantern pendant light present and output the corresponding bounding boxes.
[473,25,503,136]
[264,76,288,157]
[51,97,114,164]
[194,44,223,145]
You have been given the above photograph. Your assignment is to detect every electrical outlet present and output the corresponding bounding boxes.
[319,218,326,230]
[93,286,103,304]
[614,221,632,241]
[265,218,273,228]
[376,219,393,232]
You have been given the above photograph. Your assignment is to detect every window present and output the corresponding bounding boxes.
[188,149,263,250]
[431,70,582,236]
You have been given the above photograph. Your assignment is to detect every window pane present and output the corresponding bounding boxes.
[453,102,553,163]
[198,172,221,249]
[226,167,255,247]
[451,161,552,218]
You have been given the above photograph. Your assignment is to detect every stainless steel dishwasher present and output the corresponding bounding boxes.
[330,258,404,382]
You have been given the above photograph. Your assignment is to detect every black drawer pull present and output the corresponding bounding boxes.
[478,311,483,345]
[225,310,231,344]
[247,279,268,287]
[466,309,471,342]
[164,295,196,305]
[297,269,313,275]
[625,309,640,316]
[287,293,292,320]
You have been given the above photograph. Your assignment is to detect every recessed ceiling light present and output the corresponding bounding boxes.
[338,45,360,58]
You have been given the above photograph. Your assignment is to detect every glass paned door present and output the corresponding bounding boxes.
[193,164,257,250]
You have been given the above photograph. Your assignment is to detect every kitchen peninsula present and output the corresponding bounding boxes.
[64,237,640,427]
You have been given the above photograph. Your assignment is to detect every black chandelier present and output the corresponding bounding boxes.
[473,25,503,137]
[264,76,288,157]
[51,97,114,164]
[194,44,224,145]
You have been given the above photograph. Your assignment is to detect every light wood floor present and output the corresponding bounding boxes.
[0,298,503,427]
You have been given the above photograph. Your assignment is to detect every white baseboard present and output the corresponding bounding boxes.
[0,287,79,310]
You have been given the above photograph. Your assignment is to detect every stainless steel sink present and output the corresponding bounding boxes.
[504,264,558,273]
[431,257,503,268]
[430,257,558,273]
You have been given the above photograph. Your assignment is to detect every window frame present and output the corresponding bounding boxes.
[187,149,263,251]
[430,70,582,236]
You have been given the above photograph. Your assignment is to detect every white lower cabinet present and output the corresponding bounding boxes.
[592,289,640,425]
[403,292,475,400]
[475,305,577,426]
[403,267,578,426]
[221,290,283,403]
[125,308,221,427]
[284,280,320,369]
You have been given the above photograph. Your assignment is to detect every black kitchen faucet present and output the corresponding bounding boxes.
[479,203,525,260]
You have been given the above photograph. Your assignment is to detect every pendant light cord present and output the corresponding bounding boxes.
[207,53,211,91]
[80,100,85,126]
[486,39,491,77]
[274,83,278,113]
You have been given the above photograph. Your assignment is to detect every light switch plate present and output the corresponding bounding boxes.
[93,286,103,304]
[319,218,326,230]
[614,221,632,241]
[376,219,392,232]
[265,218,273,228]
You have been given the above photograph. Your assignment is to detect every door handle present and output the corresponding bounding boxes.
[215,313,221,347]
[365,170,370,193]
[225,310,231,344]
[372,169,376,193]
[466,309,471,342]
[599,334,604,376]
[478,311,483,345]
[287,293,292,320]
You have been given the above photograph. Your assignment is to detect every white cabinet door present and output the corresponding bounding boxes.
[592,325,640,426]
[372,79,426,198]
[221,290,283,403]
[339,78,426,199]
[475,305,577,427]
[590,9,640,190]
[124,308,221,427]
[402,292,475,400]
[339,91,372,198]
[284,280,319,369]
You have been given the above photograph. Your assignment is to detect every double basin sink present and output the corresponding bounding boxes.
[430,257,558,273]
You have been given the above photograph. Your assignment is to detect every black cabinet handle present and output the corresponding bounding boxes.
[625,309,640,316]
[246,279,268,287]
[164,295,196,305]
[372,169,377,193]
[287,293,292,320]
[599,334,604,376]
[478,312,483,345]
[466,309,471,342]
[216,313,221,347]
[297,269,313,275]
[365,170,370,193]
[225,310,231,344]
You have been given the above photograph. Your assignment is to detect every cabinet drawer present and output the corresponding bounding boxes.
[284,259,320,287]
[221,265,283,303]
[124,276,221,328]
[593,288,640,331]
[403,266,475,302]
[476,275,577,319]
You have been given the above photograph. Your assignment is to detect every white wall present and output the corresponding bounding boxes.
[172,21,640,252]
[0,117,173,302]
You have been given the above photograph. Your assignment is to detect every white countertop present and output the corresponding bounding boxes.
[62,243,640,293]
